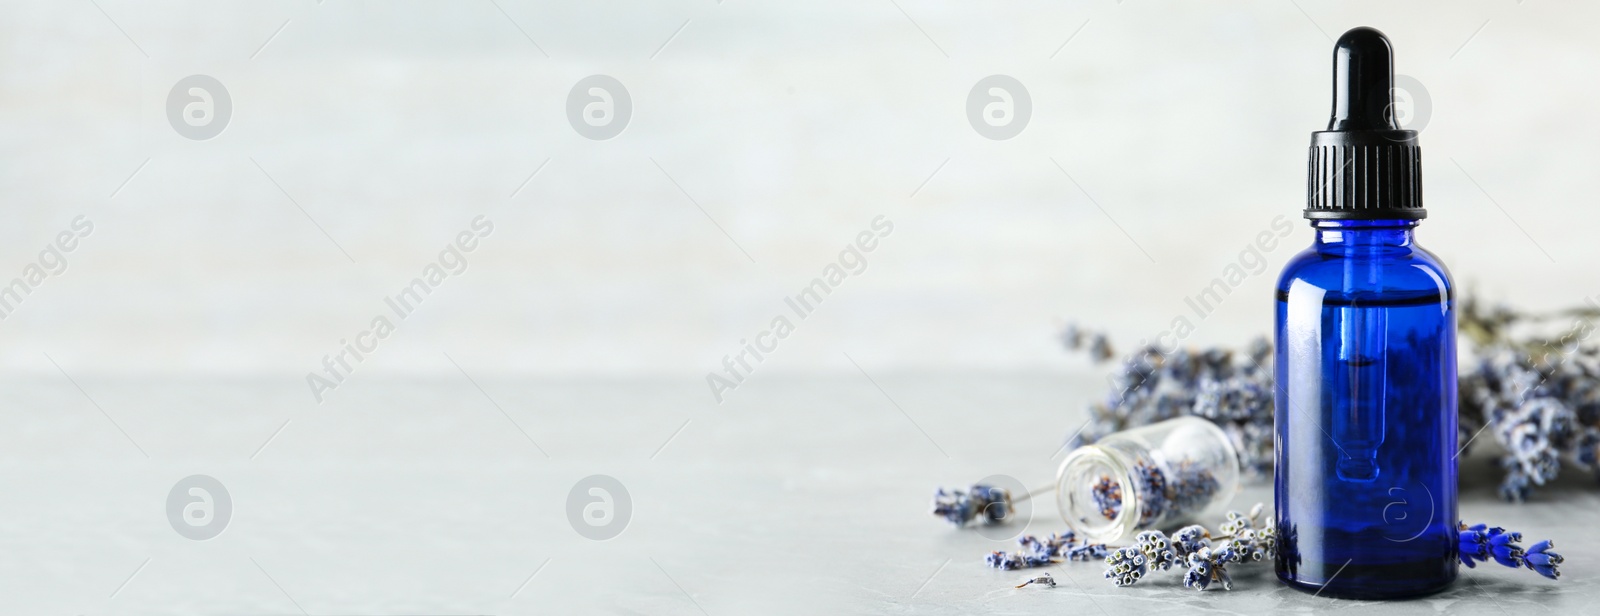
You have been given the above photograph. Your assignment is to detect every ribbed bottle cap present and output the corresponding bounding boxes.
[1306,27,1424,220]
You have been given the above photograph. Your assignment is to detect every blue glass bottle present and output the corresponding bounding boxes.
[1274,28,1458,599]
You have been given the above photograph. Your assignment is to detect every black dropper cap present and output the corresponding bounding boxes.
[1305,27,1424,220]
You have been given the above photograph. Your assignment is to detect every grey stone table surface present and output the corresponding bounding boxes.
[0,372,1591,615]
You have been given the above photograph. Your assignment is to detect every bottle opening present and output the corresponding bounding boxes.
[1056,445,1140,544]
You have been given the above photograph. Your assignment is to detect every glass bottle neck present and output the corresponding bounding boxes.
[1313,219,1418,249]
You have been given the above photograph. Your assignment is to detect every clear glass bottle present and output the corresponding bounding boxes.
[1275,27,1458,599]
[1056,417,1240,543]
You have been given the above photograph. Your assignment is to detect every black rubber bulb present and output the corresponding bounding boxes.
[1327,27,1399,131]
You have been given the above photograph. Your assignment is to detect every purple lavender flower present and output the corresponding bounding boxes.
[989,531,1109,570]
[931,484,1011,527]
[1083,458,1219,529]
[1088,334,1114,363]
[1181,564,1208,590]
[1097,504,1277,591]
[932,488,972,526]
[1526,540,1564,580]
[1458,525,1488,568]
[1066,297,1600,501]
[1488,527,1525,568]
[1104,546,1148,587]
[975,485,1011,524]
[1576,428,1599,468]
[1166,461,1221,524]
[1090,475,1123,520]
[1254,526,1279,563]
[1017,534,1045,555]
[1062,329,1276,479]
[1065,542,1109,561]
[1172,525,1211,558]
[1222,531,1269,563]
[1135,530,1178,571]
[1130,461,1170,525]
[1213,541,1246,565]
[986,551,1025,571]
[1059,323,1085,350]
[1060,323,1113,362]
[1449,298,1600,501]
[1457,521,1562,580]
[1217,505,1259,536]
[1182,547,1230,591]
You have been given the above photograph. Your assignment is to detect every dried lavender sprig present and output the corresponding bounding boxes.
[1183,547,1231,591]
[1090,475,1122,520]
[1171,524,1211,558]
[1526,540,1564,580]
[1060,326,1275,479]
[1017,530,1075,559]
[931,484,1012,527]
[1065,542,1110,561]
[1458,521,1564,580]
[1061,323,1115,363]
[1458,329,1600,502]
[1101,504,1276,592]
[1092,507,1562,591]
[1085,458,1221,528]
[1065,294,1600,502]
[986,550,1052,571]
[1134,530,1178,571]
[986,530,1110,570]
[1104,546,1147,587]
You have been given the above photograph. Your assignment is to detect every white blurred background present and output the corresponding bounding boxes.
[3,0,1594,383]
